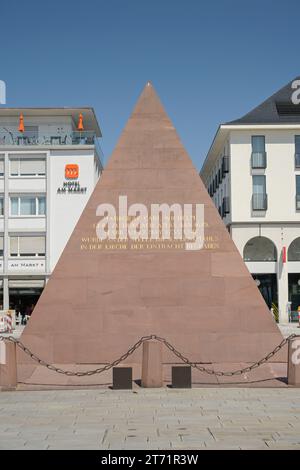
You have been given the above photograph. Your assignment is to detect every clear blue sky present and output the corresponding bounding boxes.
[1,0,299,169]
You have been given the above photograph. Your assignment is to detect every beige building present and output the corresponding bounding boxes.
[201,77,300,323]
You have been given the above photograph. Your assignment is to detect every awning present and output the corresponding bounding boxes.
[8,279,45,289]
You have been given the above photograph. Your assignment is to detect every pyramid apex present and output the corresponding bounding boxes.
[132,81,166,116]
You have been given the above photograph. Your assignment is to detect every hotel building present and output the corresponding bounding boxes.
[201,77,300,323]
[0,107,102,314]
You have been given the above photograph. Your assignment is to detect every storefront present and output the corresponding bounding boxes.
[8,279,45,318]
[252,274,278,310]
[0,279,3,309]
[288,273,300,322]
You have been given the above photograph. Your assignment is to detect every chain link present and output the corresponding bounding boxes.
[0,333,298,378]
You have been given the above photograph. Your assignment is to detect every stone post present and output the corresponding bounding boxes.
[141,340,163,388]
[0,340,17,390]
[277,257,289,323]
[287,336,300,386]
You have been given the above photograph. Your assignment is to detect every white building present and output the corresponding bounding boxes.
[201,77,300,323]
[0,107,102,314]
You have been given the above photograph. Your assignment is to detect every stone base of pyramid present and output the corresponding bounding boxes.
[16,332,288,390]
[17,329,286,364]
[16,360,288,390]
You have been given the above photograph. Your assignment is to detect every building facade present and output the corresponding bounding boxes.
[201,77,300,323]
[0,107,102,314]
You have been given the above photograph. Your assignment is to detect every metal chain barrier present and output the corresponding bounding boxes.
[0,334,154,377]
[0,333,298,378]
[154,334,298,377]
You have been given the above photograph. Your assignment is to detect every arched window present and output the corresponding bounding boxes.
[288,237,300,261]
[243,237,277,262]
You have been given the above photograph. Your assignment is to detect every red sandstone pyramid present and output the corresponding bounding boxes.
[19,83,283,370]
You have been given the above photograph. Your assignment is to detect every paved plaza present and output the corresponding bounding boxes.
[0,387,300,450]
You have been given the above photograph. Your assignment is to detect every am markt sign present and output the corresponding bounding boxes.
[57,181,87,194]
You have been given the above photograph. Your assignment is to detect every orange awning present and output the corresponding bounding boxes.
[18,114,25,133]
[77,113,84,131]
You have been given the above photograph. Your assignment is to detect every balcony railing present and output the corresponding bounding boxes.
[0,129,104,167]
[0,130,99,147]
[252,193,268,211]
[251,151,267,169]
[296,194,300,210]
[295,153,300,168]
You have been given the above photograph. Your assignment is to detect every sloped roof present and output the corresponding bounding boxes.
[227,76,300,124]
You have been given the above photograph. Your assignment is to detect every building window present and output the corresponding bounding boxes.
[0,197,3,216]
[0,159,4,177]
[218,168,222,184]
[9,235,45,257]
[288,237,300,261]
[252,175,267,210]
[222,196,230,216]
[244,237,277,262]
[215,174,218,189]
[10,196,46,216]
[251,136,266,169]
[0,237,3,257]
[296,136,300,168]
[222,156,229,175]
[10,158,46,177]
[296,176,300,210]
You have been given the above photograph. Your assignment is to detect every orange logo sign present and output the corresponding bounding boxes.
[65,164,79,179]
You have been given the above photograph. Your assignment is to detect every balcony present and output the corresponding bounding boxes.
[0,129,104,164]
[295,153,300,168]
[0,129,98,146]
[252,193,268,211]
[251,151,267,169]
[296,194,300,210]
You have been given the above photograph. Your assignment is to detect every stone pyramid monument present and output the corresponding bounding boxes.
[18,83,283,371]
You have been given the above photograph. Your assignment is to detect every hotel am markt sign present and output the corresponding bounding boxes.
[57,164,87,194]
